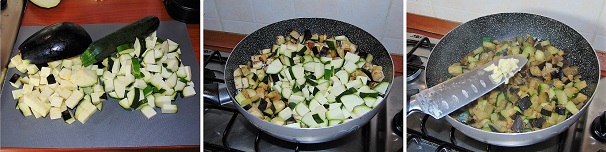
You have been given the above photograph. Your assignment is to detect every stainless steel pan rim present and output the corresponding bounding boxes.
[224,18,394,143]
[425,12,600,147]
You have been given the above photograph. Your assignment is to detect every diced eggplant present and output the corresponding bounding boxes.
[47,75,57,84]
[243,104,252,110]
[540,108,552,116]
[302,30,311,43]
[61,110,73,121]
[311,46,320,55]
[562,66,579,76]
[555,106,566,115]
[529,117,545,128]
[9,74,20,83]
[319,46,329,57]
[270,74,280,82]
[258,99,269,111]
[100,92,108,100]
[512,115,524,133]
[510,111,522,120]
[517,96,532,111]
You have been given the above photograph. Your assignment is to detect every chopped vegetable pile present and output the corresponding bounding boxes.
[7,30,196,124]
[450,34,589,133]
[234,30,389,128]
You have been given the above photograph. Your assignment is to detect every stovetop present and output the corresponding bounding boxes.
[202,49,403,151]
[405,33,606,151]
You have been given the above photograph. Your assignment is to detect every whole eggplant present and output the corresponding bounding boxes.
[19,22,92,64]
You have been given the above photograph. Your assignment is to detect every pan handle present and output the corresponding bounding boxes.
[203,83,233,106]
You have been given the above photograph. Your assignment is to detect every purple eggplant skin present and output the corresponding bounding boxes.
[19,22,92,64]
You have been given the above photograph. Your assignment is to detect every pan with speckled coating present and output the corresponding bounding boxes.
[425,13,600,146]
[223,18,394,143]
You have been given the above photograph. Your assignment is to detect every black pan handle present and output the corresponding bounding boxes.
[203,83,233,107]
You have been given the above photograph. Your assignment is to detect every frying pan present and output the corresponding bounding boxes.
[218,18,394,143]
[425,13,600,146]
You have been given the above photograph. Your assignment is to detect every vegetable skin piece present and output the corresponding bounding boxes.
[19,22,92,64]
[530,117,546,128]
[80,16,160,66]
[9,74,20,83]
[47,75,57,84]
[61,110,72,121]
[512,115,524,133]
[517,96,532,111]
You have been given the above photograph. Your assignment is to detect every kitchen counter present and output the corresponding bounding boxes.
[21,0,200,64]
[2,0,199,151]
[407,13,606,77]
[204,30,404,77]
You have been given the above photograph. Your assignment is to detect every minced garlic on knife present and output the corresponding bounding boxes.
[483,58,519,84]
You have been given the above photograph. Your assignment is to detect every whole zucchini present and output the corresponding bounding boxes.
[19,22,92,64]
[80,16,160,66]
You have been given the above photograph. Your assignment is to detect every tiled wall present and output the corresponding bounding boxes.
[407,0,606,51]
[203,0,404,55]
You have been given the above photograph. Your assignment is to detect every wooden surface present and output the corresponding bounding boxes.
[407,13,606,77]
[4,0,200,151]
[20,0,200,64]
[204,30,404,77]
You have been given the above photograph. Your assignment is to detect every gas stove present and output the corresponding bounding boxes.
[202,49,403,152]
[405,33,606,151]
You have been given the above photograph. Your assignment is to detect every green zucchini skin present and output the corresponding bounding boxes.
[19,22,92,64]
[80,16,160,66]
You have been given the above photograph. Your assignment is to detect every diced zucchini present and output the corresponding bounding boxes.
[278,107,293,120]
[326,109,346,120]
[295,101,310,116]
[301,112,320,128]
[373,82,389,95]
[555,89,567,105]
[340,94,365,112]
[140,105,157,119]
[342,61,357,74]
[363,97,377,107]
[564,101,579,114]
[266,59,284,74]
[344,52,360,62]
[352,105,372,118]
[65,89,84,109]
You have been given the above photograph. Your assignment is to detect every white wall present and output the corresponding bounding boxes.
[407,0,606,51]
[203,0,404,55]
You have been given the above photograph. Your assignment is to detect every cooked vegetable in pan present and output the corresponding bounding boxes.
[450,34,588,133]
[233,30,388,128]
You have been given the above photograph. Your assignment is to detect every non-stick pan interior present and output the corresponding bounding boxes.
[426,13,599,99]
[226,18,394,100]
[223,18,394,143]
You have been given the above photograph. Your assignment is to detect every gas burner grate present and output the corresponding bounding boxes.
[406,37,432,81]
[203,68,225,84]
[407,55,423,81]
[203,49,228,66]
[407,113,569,152]
[203,103,372,152]
[393,110,403,137]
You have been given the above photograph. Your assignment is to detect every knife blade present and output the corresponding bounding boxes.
[408,55,528,119]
